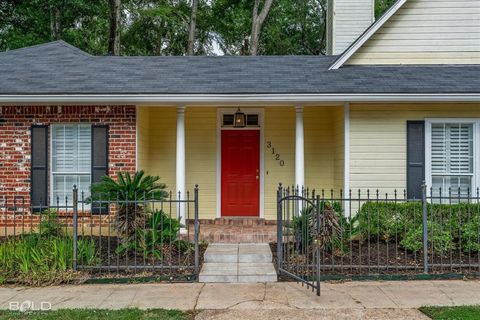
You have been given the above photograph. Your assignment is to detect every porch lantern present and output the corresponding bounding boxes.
[234,108,246,127]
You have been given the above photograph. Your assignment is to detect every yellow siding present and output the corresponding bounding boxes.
[304,107,337,190]
[136,106,176,195]
[264,107,295,219]
[137,107,150,172]
[333,106,345,191]
[350,103,480,194]
[186,108,217,219]
[348,0,480,65]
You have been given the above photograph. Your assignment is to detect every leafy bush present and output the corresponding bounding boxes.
[461,219,480,253]
[400,221,454,253]
[90,170,168,244]
[39,209,65,237]
[356,202,480,254]
[117,209,181,258]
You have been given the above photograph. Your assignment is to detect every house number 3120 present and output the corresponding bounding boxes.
[266,141,285,166]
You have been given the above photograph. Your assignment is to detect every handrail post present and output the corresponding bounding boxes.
[277,183,283,273]
[72,185,78,272]
[422,182,428,274]
[194,185,200,277]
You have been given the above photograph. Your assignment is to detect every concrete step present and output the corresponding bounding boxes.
[199,243,277,283]
[199,262,277,283]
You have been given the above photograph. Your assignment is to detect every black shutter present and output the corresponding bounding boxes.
[407,121,425,199]
[31,125,48,212]
[91,125,109,214]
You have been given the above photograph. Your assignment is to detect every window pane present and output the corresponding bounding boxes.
[246,114,259,126]
[52,124,91,173]
[431,123,473,175]
[223,114,234,126]
[77,125,92,172]
[431,175,472,197]
[52,174,91,206]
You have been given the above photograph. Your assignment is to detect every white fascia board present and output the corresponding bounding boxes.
[329,0,408,70]
[0,93,479,105]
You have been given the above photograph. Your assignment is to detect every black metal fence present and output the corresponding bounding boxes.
[277,184,480,285]
[0,186,200,282]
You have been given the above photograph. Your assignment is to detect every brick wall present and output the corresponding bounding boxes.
[0,105,136,232]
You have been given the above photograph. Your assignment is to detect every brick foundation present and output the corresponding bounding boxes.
[0,105,136,230]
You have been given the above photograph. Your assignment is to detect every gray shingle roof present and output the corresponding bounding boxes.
[0,40,479,95]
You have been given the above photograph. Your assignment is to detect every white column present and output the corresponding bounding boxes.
[176,106,186,226]
[295,106,305,191]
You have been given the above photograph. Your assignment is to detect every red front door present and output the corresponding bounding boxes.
[221,130,260,216]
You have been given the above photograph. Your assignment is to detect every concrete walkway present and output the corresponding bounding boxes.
[0,280,479,319]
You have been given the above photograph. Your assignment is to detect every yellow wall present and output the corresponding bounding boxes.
[185,108,217,219]
[137,106,176,195]
[138,106,340,220]
[349,103,480,194]
[264,107,295,219]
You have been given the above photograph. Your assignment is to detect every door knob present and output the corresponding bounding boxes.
[256,175,259,180]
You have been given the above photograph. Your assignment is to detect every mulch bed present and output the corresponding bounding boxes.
[270,242,480,278]
[78,236,207,281]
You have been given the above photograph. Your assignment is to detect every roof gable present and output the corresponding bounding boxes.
[329,0,407,70]
[0,40,91,59]
[330,0,480,69]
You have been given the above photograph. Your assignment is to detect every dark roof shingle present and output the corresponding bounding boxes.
[0,41,479,95]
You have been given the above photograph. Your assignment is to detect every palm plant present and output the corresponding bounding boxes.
[90,170,168,244]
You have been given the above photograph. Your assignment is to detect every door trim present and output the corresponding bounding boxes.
[216,108,265,218]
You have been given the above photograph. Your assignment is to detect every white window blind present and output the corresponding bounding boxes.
[431,123,473,195]
[51,124,91,205]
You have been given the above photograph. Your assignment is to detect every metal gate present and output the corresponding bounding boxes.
[276,184,321,295]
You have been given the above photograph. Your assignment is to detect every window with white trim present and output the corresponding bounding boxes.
[51,124,91,205]
[428,121,475,196]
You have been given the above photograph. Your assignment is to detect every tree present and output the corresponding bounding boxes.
[187,0,198,55]
[108,0,121,55]
[249,0,274,55]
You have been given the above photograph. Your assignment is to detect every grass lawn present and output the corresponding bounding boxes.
[420,305,480,320]
[0,308,191,320]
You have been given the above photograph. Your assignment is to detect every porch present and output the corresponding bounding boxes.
[136,105,347,223]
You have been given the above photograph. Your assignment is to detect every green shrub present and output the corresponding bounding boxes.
[356,202,480,254]
[357,202,422,242]
[400,221,454,253]
[39,209,65,237]
[461,219,480,253]
[117,209,181,258]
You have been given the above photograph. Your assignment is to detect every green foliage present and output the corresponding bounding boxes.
[39,209,64,237]
[90,170,167,243]
[356,202,480,254]
[375,0,397,19]
[0,233,97,285]
[90,170,167,203]
[461,218,480,253]
[1,0,397,56]
[117,209,181,259]
[291,202,348,253]
[400,221,454,253]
